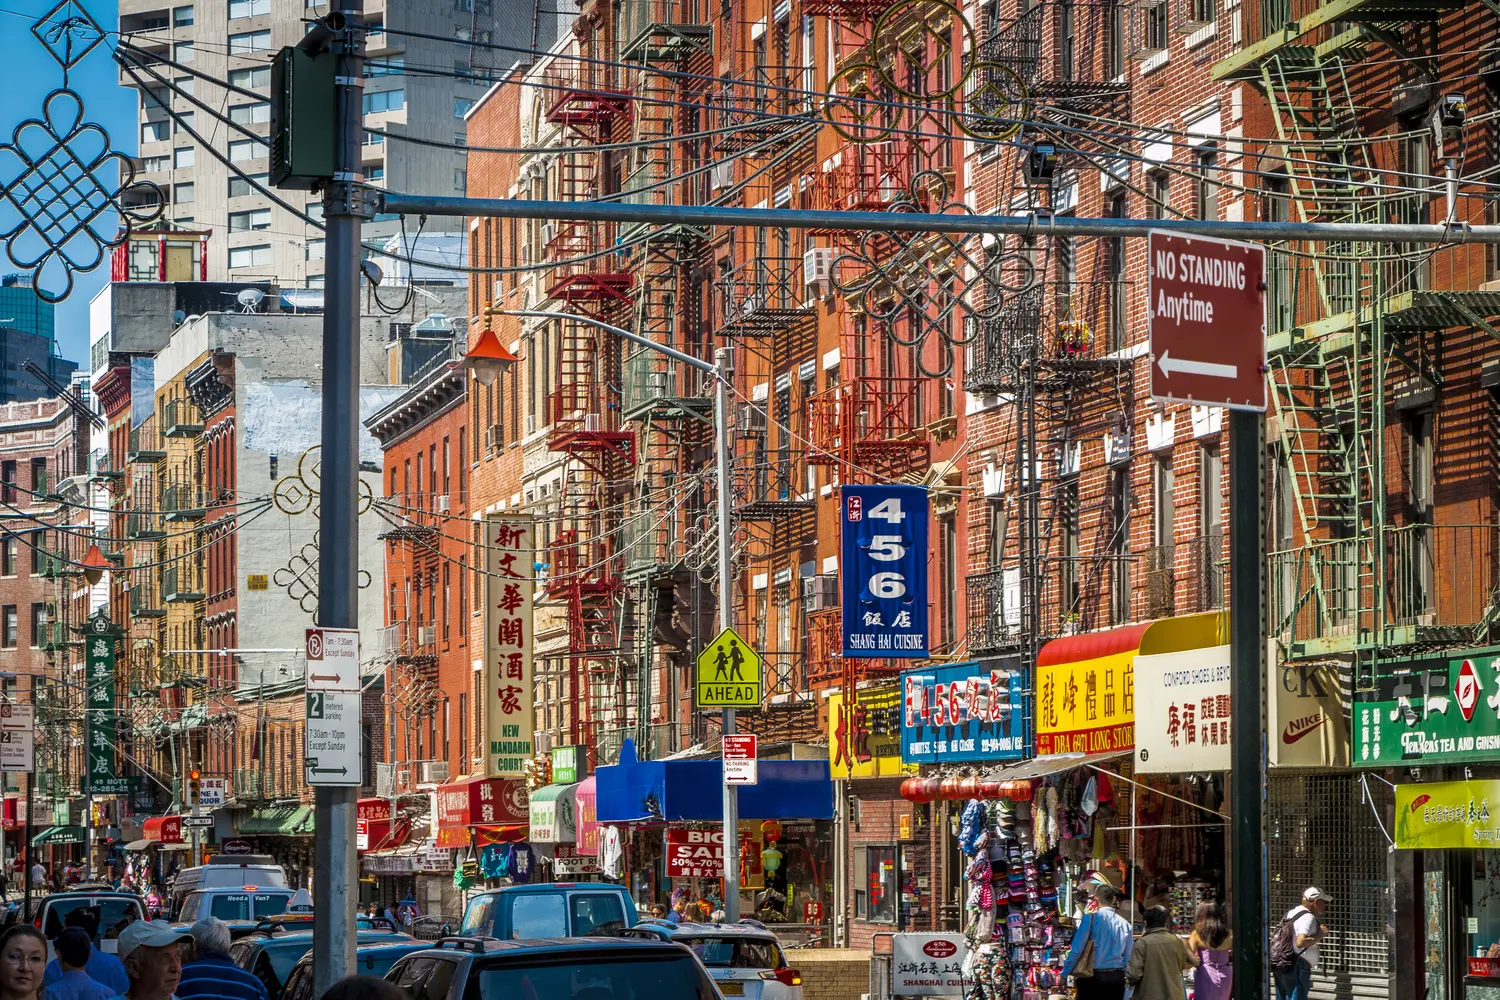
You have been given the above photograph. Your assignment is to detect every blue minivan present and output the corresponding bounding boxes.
[458,883,637,939]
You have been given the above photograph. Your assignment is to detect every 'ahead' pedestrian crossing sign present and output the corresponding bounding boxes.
[695,627,762,708]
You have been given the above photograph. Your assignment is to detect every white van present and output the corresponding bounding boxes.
[167,855,288,918]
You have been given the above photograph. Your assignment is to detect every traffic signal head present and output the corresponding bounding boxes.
[189,770,201,804]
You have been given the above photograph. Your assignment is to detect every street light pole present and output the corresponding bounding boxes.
[498,311,739,919]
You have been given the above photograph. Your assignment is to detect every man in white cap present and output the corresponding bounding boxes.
[1274,887,1328,1000]
[107,920,191,1000]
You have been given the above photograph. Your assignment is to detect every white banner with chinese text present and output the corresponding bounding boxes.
[1133,644,1231,773]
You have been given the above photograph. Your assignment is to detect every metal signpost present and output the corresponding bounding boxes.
[1147,229,1268,998]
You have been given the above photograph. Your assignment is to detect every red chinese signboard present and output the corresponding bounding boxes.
[435,777,529,848]
[485,515,534,777]
[666,828,723,879]
[1147,230,1267,411]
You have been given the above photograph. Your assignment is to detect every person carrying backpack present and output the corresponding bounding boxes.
[1271,887,1328,1000]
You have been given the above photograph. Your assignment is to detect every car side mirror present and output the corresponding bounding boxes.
[441,924,452,937]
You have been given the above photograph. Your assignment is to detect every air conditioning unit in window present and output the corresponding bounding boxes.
[540,223,555,250]
[436,493,450,514]
[485,425,502,451]
[421,761,450,783]
[418,625,436,646]
[802,573,838,611]
[803,247,833,290]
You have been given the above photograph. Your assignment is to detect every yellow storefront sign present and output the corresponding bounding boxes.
[1394,780,1500,849]
[828,688,916,779]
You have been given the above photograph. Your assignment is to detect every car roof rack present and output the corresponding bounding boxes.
[435,937,490,952]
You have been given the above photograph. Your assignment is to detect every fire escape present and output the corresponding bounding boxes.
[1211,0,1500,690]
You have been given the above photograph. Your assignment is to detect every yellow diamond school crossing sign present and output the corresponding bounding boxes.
[696,627,762,708]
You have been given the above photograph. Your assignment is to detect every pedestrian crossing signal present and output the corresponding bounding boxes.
[695,627,762,708]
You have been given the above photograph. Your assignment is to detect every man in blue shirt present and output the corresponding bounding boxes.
[176,918,268,1000]
[46,928,116,1000]
[1061,885,1135,1000]
[43,908,131,996]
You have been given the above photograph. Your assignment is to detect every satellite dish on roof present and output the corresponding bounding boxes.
[237,288,265,313]
[172,310,187,325]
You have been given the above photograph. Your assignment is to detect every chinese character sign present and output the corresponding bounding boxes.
[1353,651,1500,765]
[1034,644,1135,756]
[1133,645,1230,773]
[828,687,915,778]
[485,514,534,777]
[666,828,724,879]
[901,658,1027,764]
[86,634,116,785]
[841,485,929,658]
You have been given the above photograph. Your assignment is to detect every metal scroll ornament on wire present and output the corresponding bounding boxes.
[273,446,375,517]
[830,170,1037,377]
[0,0,164,303]
[275,530,373,620]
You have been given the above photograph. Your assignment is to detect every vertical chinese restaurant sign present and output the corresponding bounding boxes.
[1133,645,1231,773]
[1352,650,1500,765]
[841,485,929,658]
[1393,779,1500,849]
[86,634,116,788]
[485,514,534,777]
[900,658,1027,765]
[828,687,915,778]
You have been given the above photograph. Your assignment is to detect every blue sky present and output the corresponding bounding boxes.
[1,0,136,364]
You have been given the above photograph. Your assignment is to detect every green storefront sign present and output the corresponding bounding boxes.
[1354,648,1500,765]
[86,634,116,787]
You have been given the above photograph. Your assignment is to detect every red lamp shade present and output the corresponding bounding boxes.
[464,328,522,385]
[81,544,111,587]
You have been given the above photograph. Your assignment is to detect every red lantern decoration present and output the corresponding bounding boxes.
[939,777,963,801]
[900,778,923,802]
[957,777,980,800]
[919,777,944,802]
[979,779,1003,800]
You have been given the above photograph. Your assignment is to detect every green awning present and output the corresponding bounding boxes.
[239,805,313,835]
[32,826,85,846]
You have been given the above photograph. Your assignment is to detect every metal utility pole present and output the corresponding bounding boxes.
[312,0,365,990]
[500,312,739,918]
[1229,410,1266,1000]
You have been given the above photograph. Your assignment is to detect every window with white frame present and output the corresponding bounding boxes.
[229,66,271,88]
[229,208,271,231]
[228,139,260,162]
[173,146,194,168]
[141,121,169,143]
[227,173,267,197]
[228,244,272,269]
[228,101,270,125]
[228,0,270,16]
[228,30,270,53]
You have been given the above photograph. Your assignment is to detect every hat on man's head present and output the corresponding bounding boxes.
[116,920,190,963]
[1304,887,1330,901]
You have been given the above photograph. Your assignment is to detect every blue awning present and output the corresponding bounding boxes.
[597,740,834,823]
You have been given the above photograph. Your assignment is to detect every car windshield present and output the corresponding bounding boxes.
[683,938,783,970]
[460,896,496,936]
[43,898,143,941]
[210,893,292,921]
[475,954,719,1000]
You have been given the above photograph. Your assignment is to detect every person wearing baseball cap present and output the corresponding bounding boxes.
[1275,888,1329,1000]
[107,921,191,1000]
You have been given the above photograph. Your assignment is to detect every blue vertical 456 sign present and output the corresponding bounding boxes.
[841,485,928,658]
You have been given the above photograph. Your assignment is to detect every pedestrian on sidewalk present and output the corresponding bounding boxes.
[0,925,48,1000]
[1273,888,1327,1000]
[1061,885,1133,1000]
[108,920,191,1000]
[176,918,267,1000]
[1188,902,1233,1000]
[45,929,115,1000]
[1127,906,1196,1000]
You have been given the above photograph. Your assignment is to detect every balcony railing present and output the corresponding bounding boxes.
[717,256,814,337]
[162,399,203,437]
[734,458,814,520]
[977,0,1130,115]
[163,566,205,603]
[126,512,165,540]
[1270,523,1500,654]
[129,583,165,619]
[162,484,207,521]
[128,426,166,463]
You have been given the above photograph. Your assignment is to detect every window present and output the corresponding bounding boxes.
[1,607,15,649]
[1108,0,1125,77]
[366,56,404,76]
[306,238,325,260]
[175,111,195,134]
[362,89,406,114]
[142,121,169,144]
[228,30,270,54]
[30,604,46,648]
[30,530,46,575]
[362,166,384,182]
[174,40,194,62]
[569,895,625,936]
[305,201,324,222]
[228,101,270,125]
[228,139,260,162]
[1195,149,1219,220]
[1200,444,1222,537]
[0,538,13,576]
[940,515,957,651]
[1150,171,1170,219]
[228,66,271,88]
[854,846,898,922]
[228,244,272,269]
[1109,467,1130,622]
[174,75,194,98]
[454,168,466,191]
[229,208,271,231]
[1153,453,1175,546]
[140,154,168,173]
[454,97,476,118]
[173,182,194,204]
[1107,192,1127,351]
[1191,0,1213,21]
[1061,480,1080,617]
[1145,0,1168,49]
[228,0,270,15]
[173,146,194,168]
[172,4,193,24]
[228,173,267,197]
[1406,409,1434,515]
[145,86,170,111]
[508,893,567,938]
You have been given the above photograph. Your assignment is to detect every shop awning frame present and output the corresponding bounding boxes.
[239,805,313,835]
[598,739,835,824]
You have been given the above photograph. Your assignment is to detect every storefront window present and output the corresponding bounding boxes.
[855,845,898,923]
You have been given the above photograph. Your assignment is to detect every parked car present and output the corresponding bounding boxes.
[622,919,803,1000]
[35,891,147,960]
[167,856,288,918]
[230,920,414,998]
[383,936,722,1000]
[175,887,298,938]
[280,940,431,1000]
[458,883,637,940]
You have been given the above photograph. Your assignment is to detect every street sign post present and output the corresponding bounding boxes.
[305,628,361,691]
[0,704,34,773]
[723,734,758,785]
[695,628,762,708]
[1147,230,1267,411]
[305,690,362,785]
[181,815,214,828]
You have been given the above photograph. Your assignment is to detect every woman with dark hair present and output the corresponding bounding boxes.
[0,925,49,1000]
[1188,901,1233,1000]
